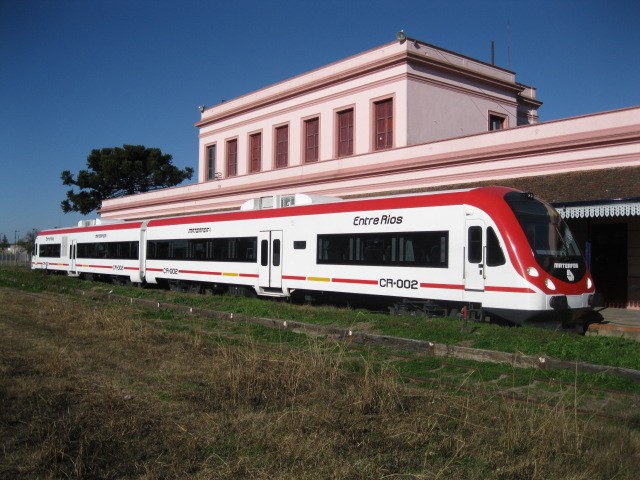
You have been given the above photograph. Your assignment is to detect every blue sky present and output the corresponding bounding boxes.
[1,0,639,241]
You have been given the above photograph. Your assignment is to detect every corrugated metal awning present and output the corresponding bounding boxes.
[555,200,640,219]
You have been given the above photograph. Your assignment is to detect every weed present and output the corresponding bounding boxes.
[0,269,640,479]
[1,285,639,478]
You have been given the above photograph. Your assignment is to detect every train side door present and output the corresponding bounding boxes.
[138,224,148,282]
[69,239,77,272]
[464,220,485,291]
[258,230,282,289]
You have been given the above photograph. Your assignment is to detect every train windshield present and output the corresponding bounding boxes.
[505,192,585,282]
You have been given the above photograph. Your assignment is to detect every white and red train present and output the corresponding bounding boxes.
[32,186,601,327]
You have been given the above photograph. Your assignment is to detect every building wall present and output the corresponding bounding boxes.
[197,65,409,182]
[406,72,518,145]
[194,39,531,184]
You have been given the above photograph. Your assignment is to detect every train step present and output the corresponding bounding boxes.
[257,287,287,297]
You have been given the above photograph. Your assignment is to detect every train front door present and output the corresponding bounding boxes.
[258,230,282,289]
[464,220,485,292]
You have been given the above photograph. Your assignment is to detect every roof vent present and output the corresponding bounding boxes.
[240,193,342,211]
[77,218,126,227]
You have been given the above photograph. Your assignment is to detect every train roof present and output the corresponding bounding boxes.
[147,186,519,227]
[38,220,144,236]
[38,186,522,235]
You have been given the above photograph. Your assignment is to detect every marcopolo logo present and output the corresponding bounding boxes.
[554,262,578,269]
[554,262,578,282]
[188,227,211,234]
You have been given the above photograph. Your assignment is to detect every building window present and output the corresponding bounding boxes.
[206,145,216,180]
[226,139,238,177]
[489,113,506,131]
[249,133,261,173]
[374,98,393,150]
[337,108,354,157]
[275,125,288,168]
[304,117,319,163]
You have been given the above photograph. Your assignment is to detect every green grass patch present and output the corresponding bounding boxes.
[4,266,640,373]
[245,323,310,345]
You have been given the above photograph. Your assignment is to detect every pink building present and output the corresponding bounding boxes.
[100,36,640,308]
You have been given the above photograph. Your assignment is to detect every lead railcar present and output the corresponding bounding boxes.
[33,186,601,328]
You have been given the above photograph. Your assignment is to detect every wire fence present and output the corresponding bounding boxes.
[0,252,32,267]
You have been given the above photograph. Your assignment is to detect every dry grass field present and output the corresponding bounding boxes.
[1,283,639,479]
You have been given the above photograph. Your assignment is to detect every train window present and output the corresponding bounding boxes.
[260,240,269,266]
[95,243,107,259]
[171,240,188,259]
[293,241,306,250]
[317,235,353,264]
[107,243,118,258]
[77,241,139,260]
[486,227,506,266]
[238,237,257,262]
[147,237,256,262]
[273,239,281,267]
[357,236,388,263]
[190,240,206,260]
[228,239,238,260]
[505,191,585,279]
[317,231,448,268]
[468,227,483,263]
[77,243,91,258]
[40,244,61,258]
[153,241,171,260]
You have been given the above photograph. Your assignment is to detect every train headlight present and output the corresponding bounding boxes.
[526,267,539,277]
[587,277,593,289]
[545,278,556,291]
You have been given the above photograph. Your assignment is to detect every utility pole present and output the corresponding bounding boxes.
[14,230,19,265]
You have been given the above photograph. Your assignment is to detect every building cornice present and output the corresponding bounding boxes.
[195,39,528,130]
[194,52,409,128]
[198,72,409,140]
[406,72,519,108]
[405,50,523,96]
[100,109,640,217]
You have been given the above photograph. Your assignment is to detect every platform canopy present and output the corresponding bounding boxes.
[555,200,640,219]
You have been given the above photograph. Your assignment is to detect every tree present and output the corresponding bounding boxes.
[61,145,194,215]
[0,234,8,251]
[18,230,37,256]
